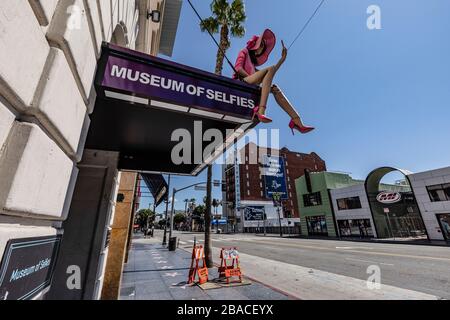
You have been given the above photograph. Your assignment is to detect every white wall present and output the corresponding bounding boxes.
[0,0,156,298]
[330,184,377,238]
[408,167,450,241]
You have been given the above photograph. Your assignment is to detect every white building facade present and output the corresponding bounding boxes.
[408,167,450,241]
[330,184,377,238]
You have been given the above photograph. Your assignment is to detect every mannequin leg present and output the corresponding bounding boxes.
[243,68,269,86]
[244,66,278,115]
[271,84,314,132]
[271,84,300,119]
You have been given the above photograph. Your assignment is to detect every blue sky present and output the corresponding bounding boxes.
[139,0,450,213]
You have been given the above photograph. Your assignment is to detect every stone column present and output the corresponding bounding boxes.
[101,172,138,300]
[46,150,120,300]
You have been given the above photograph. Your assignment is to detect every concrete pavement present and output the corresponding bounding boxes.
[119,235,290,300]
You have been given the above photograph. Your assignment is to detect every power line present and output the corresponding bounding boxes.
[186,0,239,75]
[288,0,326,50]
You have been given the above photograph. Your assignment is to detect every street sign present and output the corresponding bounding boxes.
[0,236,61,300]
[194,185,207,191]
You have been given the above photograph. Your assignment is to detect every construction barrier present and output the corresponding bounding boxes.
[188,244,209,285]
[218,247,242,284]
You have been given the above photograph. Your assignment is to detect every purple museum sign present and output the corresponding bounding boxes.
[101,55,259,119]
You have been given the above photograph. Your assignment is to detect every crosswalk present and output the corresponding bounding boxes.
[179,237,262,245]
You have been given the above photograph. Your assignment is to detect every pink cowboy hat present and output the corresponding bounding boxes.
[246,29,276,66]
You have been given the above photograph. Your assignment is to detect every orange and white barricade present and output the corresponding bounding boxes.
[218,247,242,284]
[188,244,209,285]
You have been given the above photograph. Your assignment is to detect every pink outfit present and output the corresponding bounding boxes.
[233,48,256,79]
[233,28,276,80]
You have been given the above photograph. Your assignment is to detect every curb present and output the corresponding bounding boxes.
[252,234,450,247]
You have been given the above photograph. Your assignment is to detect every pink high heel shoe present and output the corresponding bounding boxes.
[252,106,273,123]
[289,118,315,135]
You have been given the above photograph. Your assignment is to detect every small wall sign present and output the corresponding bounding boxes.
[0,236,61,300]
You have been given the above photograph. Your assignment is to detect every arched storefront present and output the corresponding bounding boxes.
[365,167,428,240]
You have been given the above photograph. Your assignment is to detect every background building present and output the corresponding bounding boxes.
[0,0,181,300]
[330,184,377,238]
[297,166,450,242]
[223,142,326,233]
[409,167,450,241]
[296,171,363,237]
[365,167,427,240]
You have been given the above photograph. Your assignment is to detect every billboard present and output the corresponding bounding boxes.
[263,155,288,200]
[243,206,265,221]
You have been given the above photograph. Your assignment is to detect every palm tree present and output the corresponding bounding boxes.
[188,198,197,231]
[212,199,220,215]
[184,199,189,215]
[199,0,246,267]
[200,0,246,75]
[188,198,196,212]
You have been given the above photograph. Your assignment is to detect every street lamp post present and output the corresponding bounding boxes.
[263,210,267,237]
[162,175,171,246]
[273,193,283,238]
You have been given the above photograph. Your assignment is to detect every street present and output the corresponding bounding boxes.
[156,230,450,300]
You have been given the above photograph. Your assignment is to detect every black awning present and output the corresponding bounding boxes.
[86,43,260,175]
[140,174,168,207]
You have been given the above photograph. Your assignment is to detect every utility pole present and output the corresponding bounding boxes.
[169,187,176,239]
[277,205,282,238]
[263,208,267,237]
[162,174,171,246]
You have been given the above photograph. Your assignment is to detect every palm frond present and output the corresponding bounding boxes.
[200,17,220,34]
[228,0,246,37]
[230,24,245,38]
[211,0,229,23]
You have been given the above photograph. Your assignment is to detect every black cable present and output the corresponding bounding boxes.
[288,0,326,50]
[186,0,239,75]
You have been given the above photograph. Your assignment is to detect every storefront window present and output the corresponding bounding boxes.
[338,219,373,238]
[427,184,450,202]
[445,184,450,200]
[306,216,327,235]
[337,196,362,210]
[303,192,322,207]
[437,214,450,240]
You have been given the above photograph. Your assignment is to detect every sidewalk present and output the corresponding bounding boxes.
[119,236,291,300]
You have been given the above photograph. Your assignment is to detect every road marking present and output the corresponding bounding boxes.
[345,257,394,266]
[237,239,450,263]
[179,241,187,245]
[336,246,374,250]
[164,272,181,277]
